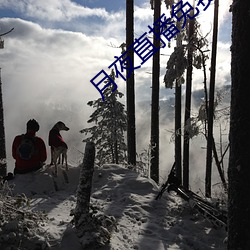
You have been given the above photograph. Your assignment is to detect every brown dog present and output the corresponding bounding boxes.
[48,121,69,176]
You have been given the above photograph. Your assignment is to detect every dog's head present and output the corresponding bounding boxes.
[53,121,69,131]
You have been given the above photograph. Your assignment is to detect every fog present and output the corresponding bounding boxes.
[0,1,231,194]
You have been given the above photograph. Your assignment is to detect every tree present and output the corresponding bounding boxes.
[175,26,183,184]
[164,45,187,183]
[164,0,186,183]
[0,69,6,177]
[150,0,161,184]
[0,28,14,177]
[228,0,250,248]
[80,70,127,166]
[205,0,219,197]
[74,142,116,248]
[75,142,96,226]
[126,0,136,166]
[183,2,195,190]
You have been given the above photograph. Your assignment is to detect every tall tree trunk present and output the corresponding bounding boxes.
[0,69,7,177]
[150,0,161,184]
[126,0,136,166]
[183,6,195,189]
[205,0,219,197]
[175,15,182,183]
[228,0,250,248]
[175,82,182,182]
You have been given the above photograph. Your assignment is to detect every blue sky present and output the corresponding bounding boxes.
[0,0,232,171]
[73,0,126,12]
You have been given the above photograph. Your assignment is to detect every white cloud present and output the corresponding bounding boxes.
[0,17,124,169]
[1,18,120,100]
[0,0,232,174]
[0,0,109,21]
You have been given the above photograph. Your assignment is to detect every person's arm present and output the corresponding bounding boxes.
[12,136,19,159]
[38,138,47,162]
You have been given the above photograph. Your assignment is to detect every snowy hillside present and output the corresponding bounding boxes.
[0,164,227,250]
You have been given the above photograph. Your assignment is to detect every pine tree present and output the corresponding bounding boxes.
[183,2,195,190]
[150,0,161,184]
[205,0,219,198]
[164,0,185,183]
[126,0,136,166]
[0,29,14,177]
[0,69,7,177]
[81,70,127,166]
[228,0,250,248]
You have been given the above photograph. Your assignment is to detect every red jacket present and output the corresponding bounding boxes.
[48,128,68,149]
[12,131,47,171]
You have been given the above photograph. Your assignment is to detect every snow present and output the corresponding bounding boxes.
[2,164,227,250]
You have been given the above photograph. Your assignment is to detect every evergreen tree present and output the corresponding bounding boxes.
[0,28,14,177]
[81,70,127,166]
[0,69,6,177]
[205,0,219,198]
[126,0,136,166]
[164,1,211,188]
[150,0,161,184]
[183,3,195,190]
[228,0,250,248]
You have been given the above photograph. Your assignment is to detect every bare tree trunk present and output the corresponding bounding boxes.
[150,0,161,184]
[126,0,136,166]
[74,142,95,227]
[74,142,116,248]
[175,16,182,183]
[205,0,219,197]
[0,69,7,177]
[183,6,195,189]
[228,0,250,248]
[175,81,182,183]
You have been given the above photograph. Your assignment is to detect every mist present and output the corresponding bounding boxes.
[0,1,231,195]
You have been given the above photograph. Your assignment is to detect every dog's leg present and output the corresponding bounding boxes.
[57,154,61,164]
[61,152,65,166]
[65,152,68,171]
[52,150,60,177]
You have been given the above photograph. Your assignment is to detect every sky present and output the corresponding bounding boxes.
[0,0,232,188]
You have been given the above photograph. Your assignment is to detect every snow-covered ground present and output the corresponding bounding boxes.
[1,164,227,250]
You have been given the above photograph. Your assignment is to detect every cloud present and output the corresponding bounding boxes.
[0,17,124,170]
[0,0,232,184]
[0,0,110,21]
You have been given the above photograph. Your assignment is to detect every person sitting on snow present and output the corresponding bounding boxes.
[12,119,47,174]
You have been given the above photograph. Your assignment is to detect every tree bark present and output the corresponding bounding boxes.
[183,10,195,189]
[0,69,7,177]
[150,0,161,184]
[175,13,182,183]
[175,81,182,183]
[205,0,219,197]
[74,142,95,228]
[228,0,250,249]
[126,0,136,166]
